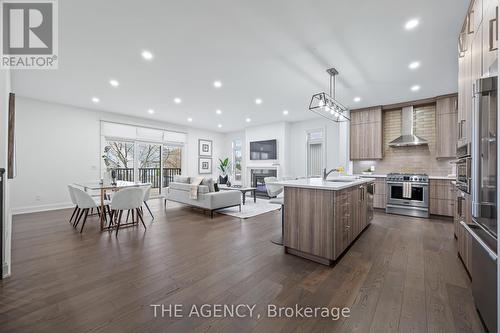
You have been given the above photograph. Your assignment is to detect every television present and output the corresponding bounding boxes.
[250,140,277,160]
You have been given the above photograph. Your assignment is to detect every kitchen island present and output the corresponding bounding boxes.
[273,177,375,265]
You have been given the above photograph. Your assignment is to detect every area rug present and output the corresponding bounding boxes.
[217,198,281,219]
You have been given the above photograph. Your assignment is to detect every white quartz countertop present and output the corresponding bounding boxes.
[354,174,456,180]
[270,177,376,191]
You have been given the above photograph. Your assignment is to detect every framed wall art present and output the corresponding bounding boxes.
[198,157,212,174]
[198,139,212,157]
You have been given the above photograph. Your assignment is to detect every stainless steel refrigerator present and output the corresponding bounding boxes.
[468,75,498,333]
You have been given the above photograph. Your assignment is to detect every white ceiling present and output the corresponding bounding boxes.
[12,0,469,133]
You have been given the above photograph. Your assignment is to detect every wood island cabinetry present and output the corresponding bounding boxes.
[283,180,374,265]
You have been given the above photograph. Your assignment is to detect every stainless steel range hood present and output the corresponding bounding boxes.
[388,106,428,147]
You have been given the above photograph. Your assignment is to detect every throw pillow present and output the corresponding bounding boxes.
[173,176,190,184]
[201,178,215,192]
[214,183,219,192]
[190,177,204,186]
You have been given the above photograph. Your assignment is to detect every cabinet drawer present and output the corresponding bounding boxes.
[374,194,386,209]
[430,199,455,217]
[374,179,386,195]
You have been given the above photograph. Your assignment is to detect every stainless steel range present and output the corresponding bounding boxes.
[386,173,429,218]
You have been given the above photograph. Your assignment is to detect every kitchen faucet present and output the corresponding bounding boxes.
[323,168,341,180]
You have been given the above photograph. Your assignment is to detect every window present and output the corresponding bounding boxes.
[306,129,325,177]
[162,145,182,189]
[137,143,161,196]
[101,122,186,197]
[232,139,242,183]
[102,140,134,181]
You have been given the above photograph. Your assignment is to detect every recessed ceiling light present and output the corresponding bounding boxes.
[216,109,222,115]
[255,98,262,105]
[109,79,119,87]
[91,97,100,103]
[409,61,420,70]
[141,50,154,61]
[283,110,289,115]
[213,81,222,88]
[353,97,361,103]
[148,109,155,114]
[411,85,421,92]
[245,118,252,123]
[187,117,193,122]
[217,124,222,128]
[174,97,182,104]
[405,19,419,30]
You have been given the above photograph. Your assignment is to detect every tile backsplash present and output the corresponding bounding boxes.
[353,105,455,176]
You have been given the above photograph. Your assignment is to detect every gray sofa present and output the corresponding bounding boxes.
[165,176,241,218]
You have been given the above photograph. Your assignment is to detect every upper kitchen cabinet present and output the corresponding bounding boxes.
[469,0,483,35]
[483,0,498,75]
[350,107,383,160]
[436,96,458,158]
[458,25,473,148]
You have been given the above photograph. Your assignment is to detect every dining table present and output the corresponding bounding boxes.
[73,181,151,230]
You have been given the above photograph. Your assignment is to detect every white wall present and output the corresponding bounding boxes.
[245,122,291,179]
[185,127,225,178]
[11,97,224,214]
[0,70,11,278]
[226,119,349,185]
[288,118,348,178]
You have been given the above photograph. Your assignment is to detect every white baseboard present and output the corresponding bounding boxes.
[12,202,74,215]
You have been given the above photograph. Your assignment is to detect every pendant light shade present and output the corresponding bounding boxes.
[309,68,350,122]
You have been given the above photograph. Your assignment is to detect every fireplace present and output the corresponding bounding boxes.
[250,169,277,197]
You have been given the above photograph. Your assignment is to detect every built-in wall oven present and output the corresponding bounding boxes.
[386,173,429,218]
[456,143,472,193]
[466,76,498,333]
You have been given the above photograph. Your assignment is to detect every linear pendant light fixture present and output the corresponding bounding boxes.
[309,68,350,122]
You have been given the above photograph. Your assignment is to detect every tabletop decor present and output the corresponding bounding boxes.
[217,157,231,185]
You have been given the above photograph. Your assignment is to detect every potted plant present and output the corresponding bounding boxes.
[218,157,232,186]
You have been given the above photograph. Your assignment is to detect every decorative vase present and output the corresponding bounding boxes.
[226,179,232,187]
[219,174,228,184]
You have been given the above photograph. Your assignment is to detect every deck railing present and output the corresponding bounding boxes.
[113,167,181,188]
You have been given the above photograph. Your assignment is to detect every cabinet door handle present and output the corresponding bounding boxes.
[490,6,498,51]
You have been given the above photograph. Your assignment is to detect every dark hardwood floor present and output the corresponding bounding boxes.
[0,200,485,333]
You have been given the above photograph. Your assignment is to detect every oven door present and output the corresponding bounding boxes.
[387,182,429,208]
[456,157,471,193]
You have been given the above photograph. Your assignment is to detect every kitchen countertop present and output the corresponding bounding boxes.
[271,177,376,191]
[354,174,456,180]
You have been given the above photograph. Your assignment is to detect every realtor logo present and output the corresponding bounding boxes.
[1,0,58,69]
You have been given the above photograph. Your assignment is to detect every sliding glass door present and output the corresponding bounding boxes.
[103,139,183,198]
[162,145,182,193]
[137,142,161,196]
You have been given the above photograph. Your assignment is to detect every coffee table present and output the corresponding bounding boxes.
[219,186,257,205]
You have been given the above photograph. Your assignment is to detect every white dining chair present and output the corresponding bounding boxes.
[109,187,146,236]
[67,185,80,225]
[264,177,284,246]
[72,187,110,233]
[142,185,154,219]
